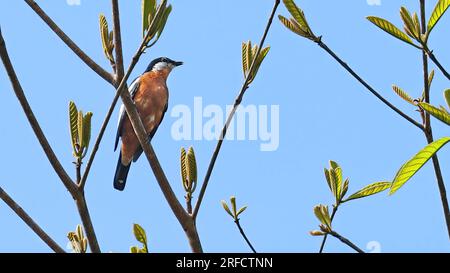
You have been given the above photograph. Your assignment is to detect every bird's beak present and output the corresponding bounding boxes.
[174,61,183,67]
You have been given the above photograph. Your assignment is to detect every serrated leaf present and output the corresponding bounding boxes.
[428,0,450,34]
[445,89,450,109]
[392,85,415,105]
[278,15,309,38]
[180,147,187,189]
[344,181,391,202]
[186,146,197,184]
[133,223,147,245]
[69,101,78,151]
[99,14,114,63]
[419,102,450,125]
[142,0,156,37]
[367,16,415,46]
[237,206,247,217]
[332,167,342,202]
[82,112,92,153]
[77,111,83,155]
[242,42,249,77]
[390,137,450,194]
[282,0,311,34]
[221,200,233,218]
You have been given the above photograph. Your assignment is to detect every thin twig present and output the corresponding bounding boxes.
[235,219,257,253]
[193,0,281,220]
[112,0,125,82]
[0,27,77,198]
[419,0,450,240]
[24,0,115,85]
[319,205,338,253]
[315,38,424,131]
[74,191,100,252]
[328,231,364,253]
[0,186,66,253]
[425,48,450,81]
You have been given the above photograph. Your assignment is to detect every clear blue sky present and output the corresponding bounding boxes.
[1,0,449,253]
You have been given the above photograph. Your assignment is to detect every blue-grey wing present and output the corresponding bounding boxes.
[114,77,141,151]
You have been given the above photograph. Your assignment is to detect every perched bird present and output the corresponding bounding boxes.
[113,57,183,191]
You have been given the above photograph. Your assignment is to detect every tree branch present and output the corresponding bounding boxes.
[0,27,77,198]
[0,186,66,253]
[315,38,425,131]
[425,48,450,81]
[419,0,450,240]
[192,0,281,220]
[111,0,125,83]
[24,0,115,85]
[235,219,257,253]
[328,231,364,253]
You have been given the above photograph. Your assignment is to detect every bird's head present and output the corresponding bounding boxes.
[145,57,183,75]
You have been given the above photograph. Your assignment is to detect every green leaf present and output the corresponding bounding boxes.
[180,147,187,189]
[186,146,197,184]
[230,196,237,217]
[77,111,83,154]
[133,223,147,245]
[130,246,139,253]
[282,0,311,34]
[400,7,418,39]
[142,0,156,37]
[428,0,450,34]
[153,4,171,44]
[445,89,450,109]
[332,167,342,202]
[237,206,248,217]
[69,101,78,151]
[390,137,450,194]
[278,15,309,38]
[392,85,415,105]
[82,112,92,153]
[329,160,339,169]
[324,168,332,191]
[221,200,233,218]
[99,14,114,63]
[344,181,391,202]
[418,102,450,125]
[367,16,415,46]
[341,178,349,199]
[242,42,249,77]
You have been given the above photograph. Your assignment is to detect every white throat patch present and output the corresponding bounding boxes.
[152,62,174,71]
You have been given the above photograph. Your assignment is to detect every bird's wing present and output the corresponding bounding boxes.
[132,101,168,162]
[114,77,141,151]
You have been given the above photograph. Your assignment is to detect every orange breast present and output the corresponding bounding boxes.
[120,70,169,164]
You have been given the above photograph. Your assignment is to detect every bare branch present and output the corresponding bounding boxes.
[0,27,77,197]
[0,186,66,253]
[112,0,125,82]
[193,0,281,220]
[315,39,425,131]
[24,0,115,85]
[235,219,256,253]
[328,231,364,253]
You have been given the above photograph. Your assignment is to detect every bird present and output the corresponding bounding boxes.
[113,57,183,191]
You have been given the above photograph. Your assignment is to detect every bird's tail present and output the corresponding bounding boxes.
[113,152,131,191]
